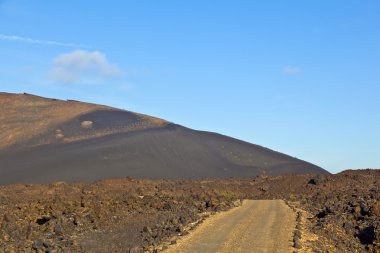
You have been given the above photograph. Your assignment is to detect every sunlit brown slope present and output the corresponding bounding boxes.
[0,92,328,184]
[0,92,167,150]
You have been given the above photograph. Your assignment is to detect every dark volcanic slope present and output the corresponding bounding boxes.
[0,93,328,184]
[0,124,327,184]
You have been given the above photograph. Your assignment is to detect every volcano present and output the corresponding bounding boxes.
[0,92,328,184]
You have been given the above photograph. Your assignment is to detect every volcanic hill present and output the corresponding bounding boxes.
[0,92,328,184]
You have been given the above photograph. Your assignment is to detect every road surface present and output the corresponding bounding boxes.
[165,200,296,253]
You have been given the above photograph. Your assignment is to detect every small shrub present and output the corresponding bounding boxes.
[219,191,237,202]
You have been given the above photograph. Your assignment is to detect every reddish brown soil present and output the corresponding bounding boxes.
[0,92,166,150]
[0,93,107,149]
[0,170,379,252]
[0,179,241,252]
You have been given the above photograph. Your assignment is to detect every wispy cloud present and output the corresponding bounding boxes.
[283,65,302,75]
[0,34,90,48]
[50,50,123,84]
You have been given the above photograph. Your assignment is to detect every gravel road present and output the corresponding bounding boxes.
[165,200,296,253]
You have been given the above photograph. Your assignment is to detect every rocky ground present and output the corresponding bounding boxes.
[290,170,380,253]
[0,169,379,252]
[0,178,242,253]
[251,169,380,252]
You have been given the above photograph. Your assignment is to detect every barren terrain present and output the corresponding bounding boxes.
[1,93,377,252]
[166,200,296,253]
[0,170,379,252]
[0,92,166,151]
[0,93,326,184]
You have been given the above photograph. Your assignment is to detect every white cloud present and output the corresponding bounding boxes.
[0,34,89,48]
[50,50,123,84]
[283,65,302,75]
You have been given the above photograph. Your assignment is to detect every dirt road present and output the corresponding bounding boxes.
[165,200,296,253]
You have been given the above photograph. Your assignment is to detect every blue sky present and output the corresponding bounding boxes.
[0,1,379,173]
